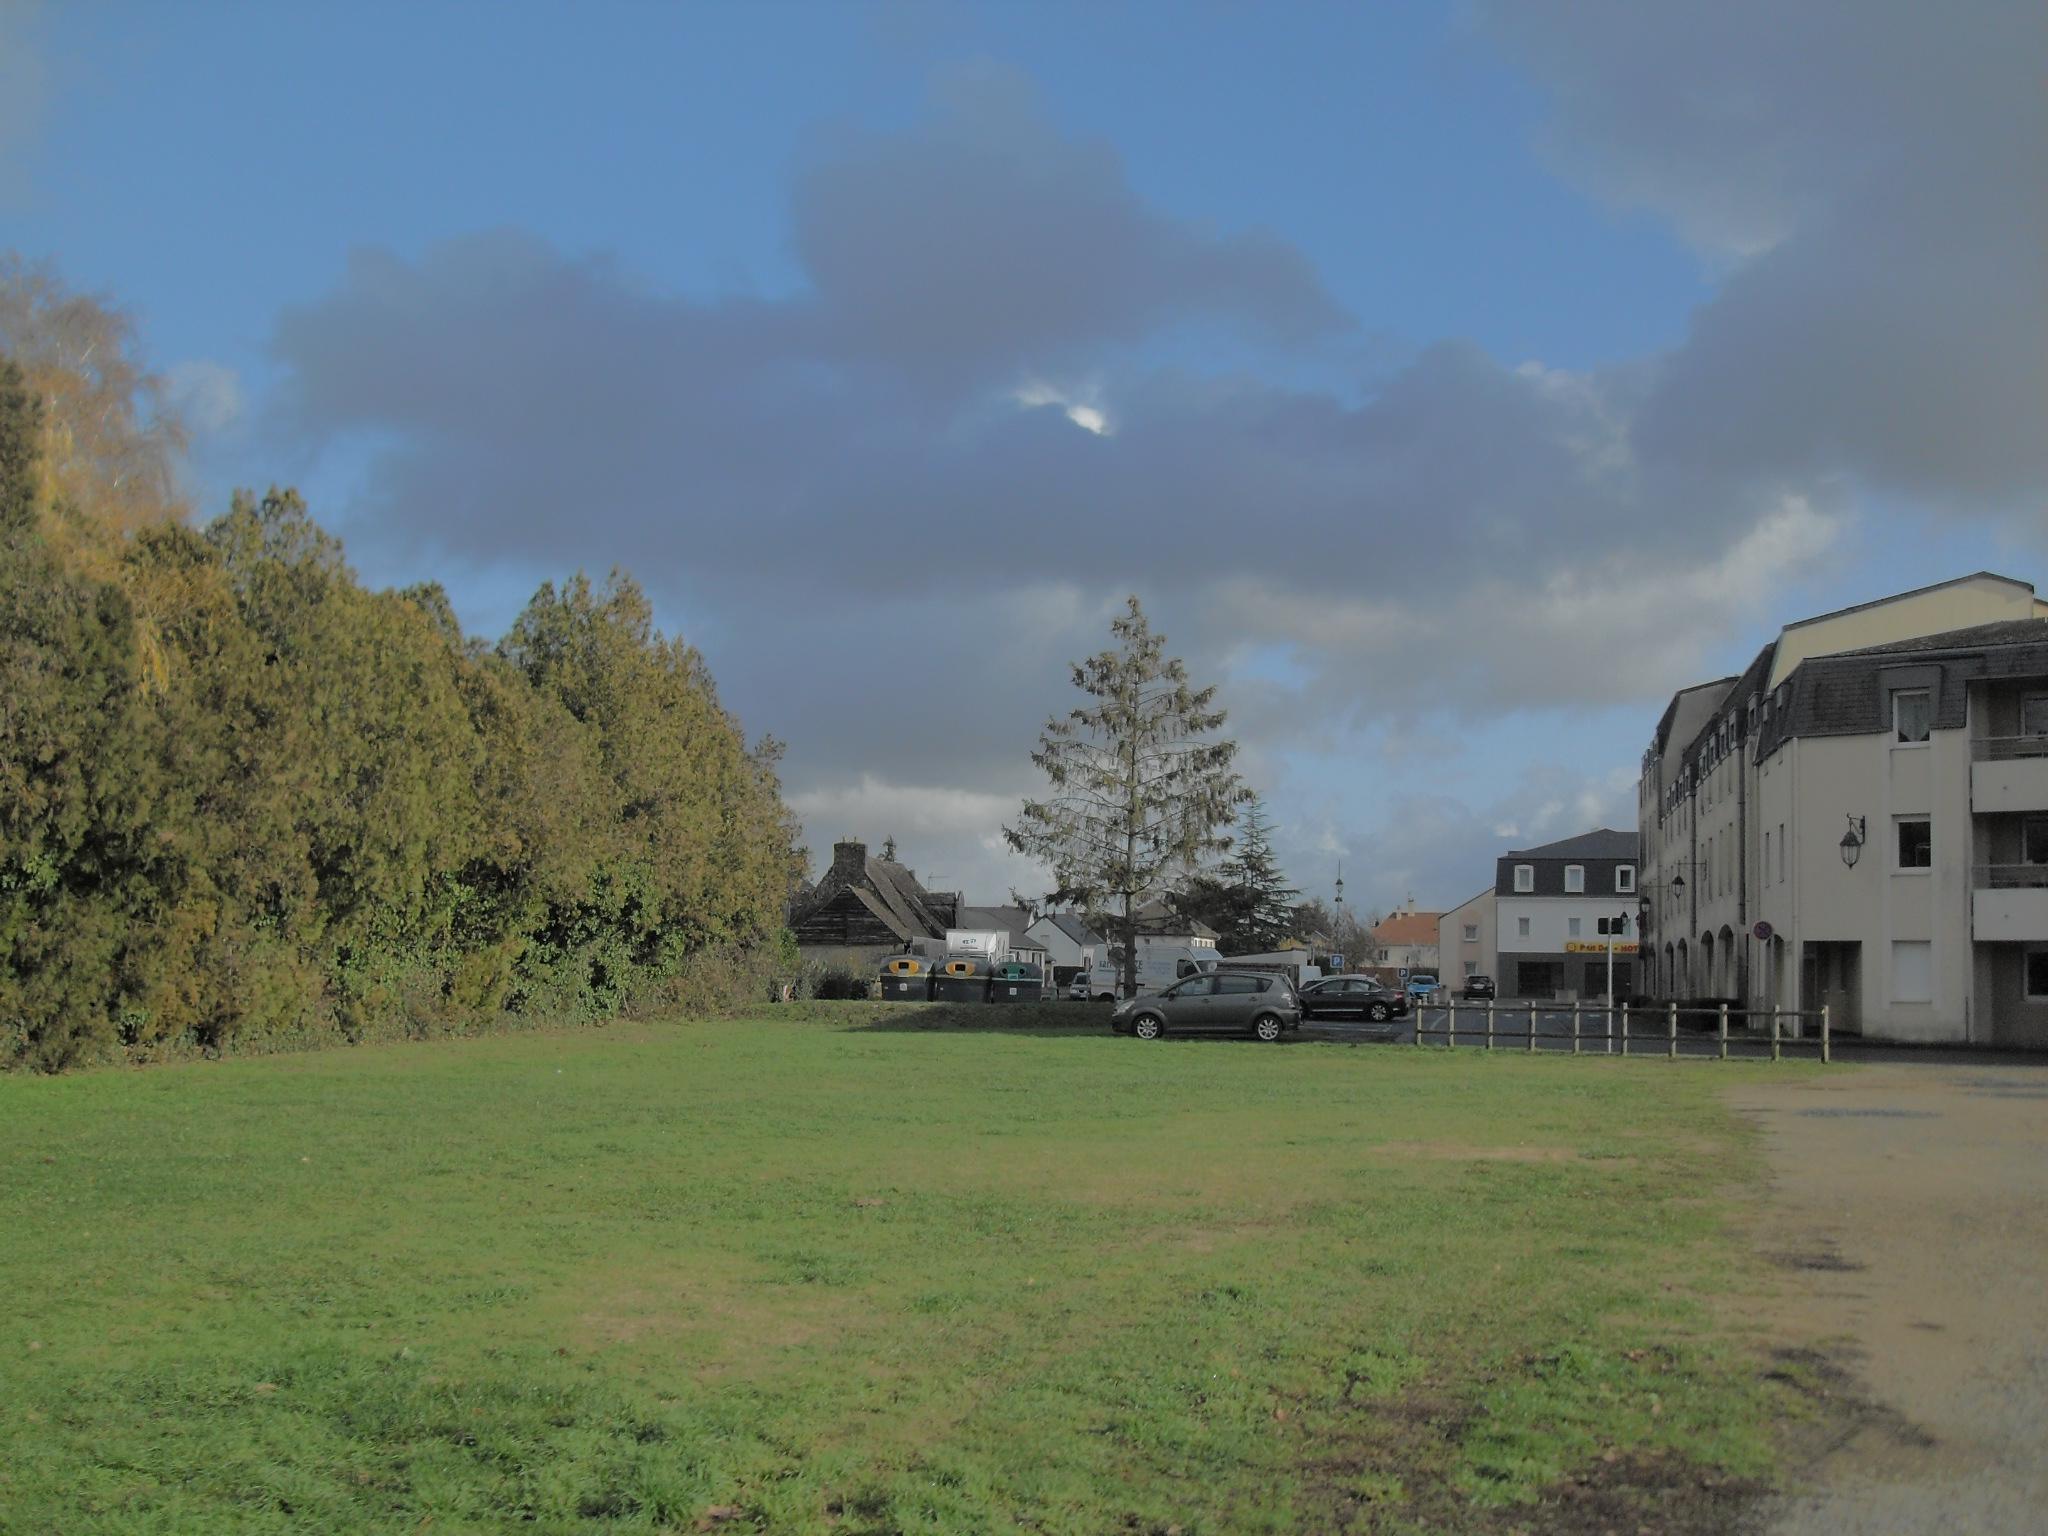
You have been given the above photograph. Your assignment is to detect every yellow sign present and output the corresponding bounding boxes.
[1565,941,1638,954]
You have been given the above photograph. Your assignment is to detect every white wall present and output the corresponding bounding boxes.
[1497,897,1640,955]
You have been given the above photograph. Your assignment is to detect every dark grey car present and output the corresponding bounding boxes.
[1111,969,1302,1042]
[1297,974,1409,1023]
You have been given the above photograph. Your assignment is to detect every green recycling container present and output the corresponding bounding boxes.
[988,961,1044,1004]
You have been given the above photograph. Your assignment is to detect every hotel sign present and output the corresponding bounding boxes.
[1565,941,1638,954]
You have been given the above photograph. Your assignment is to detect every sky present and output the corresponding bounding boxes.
[3,0,2043,919]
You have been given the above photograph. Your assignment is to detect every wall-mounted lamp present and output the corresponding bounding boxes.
[1840,814,1866,869]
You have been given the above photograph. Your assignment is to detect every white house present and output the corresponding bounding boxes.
[1026,912,1108,974]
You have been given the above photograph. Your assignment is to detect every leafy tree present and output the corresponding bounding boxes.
[0,358,153,1067]
[0,255,187,552]
[1006,596,1248,998]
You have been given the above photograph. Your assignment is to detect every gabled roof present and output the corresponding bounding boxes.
[1371,911,1443,946]
[1506,828,1640,862]
[1032,911,1105,946]
[958,905,1036,938]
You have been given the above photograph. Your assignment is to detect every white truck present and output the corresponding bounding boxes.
[941,929,1009,965]
[1070,938,1221,1002]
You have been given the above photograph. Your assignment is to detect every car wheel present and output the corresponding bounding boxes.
[1369,1003,1389,1022]
[1251,1013,1283,1042]
[1132,1013,1164,1040]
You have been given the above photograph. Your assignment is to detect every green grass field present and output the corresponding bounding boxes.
[0,1004,1807,1534]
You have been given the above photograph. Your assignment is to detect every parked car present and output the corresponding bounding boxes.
[1405,973,1440,999]
[1461,974,1496,1000]
[1296,975,1409,1023]
[1111,969,1301,1041]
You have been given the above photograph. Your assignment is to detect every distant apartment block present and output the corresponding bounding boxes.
[1638,572,2048,1046]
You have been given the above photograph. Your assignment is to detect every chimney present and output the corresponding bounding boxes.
[831,840,867,885]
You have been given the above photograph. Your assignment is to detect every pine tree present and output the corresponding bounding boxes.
[1005,597,1248,997]
[1216,796,1298,951]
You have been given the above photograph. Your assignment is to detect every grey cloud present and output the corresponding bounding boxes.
[262,31,2039,913]
[1481,0,2048,515]
[0,1,47,204]
[790,64,1348,386]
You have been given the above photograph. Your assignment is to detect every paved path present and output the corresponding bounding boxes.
[1726,1064,2048,1534]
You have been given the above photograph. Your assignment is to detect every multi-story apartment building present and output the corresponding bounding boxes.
[1638,572,2048,1046]
[1494,829,1640,1000]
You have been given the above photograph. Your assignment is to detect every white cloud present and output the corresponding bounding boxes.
[788,773,1050,897]
[1013,377,1111,435]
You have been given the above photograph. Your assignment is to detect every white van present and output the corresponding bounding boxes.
[1069,942,1220,1002]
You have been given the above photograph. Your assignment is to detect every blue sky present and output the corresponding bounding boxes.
[4,0,2042,917]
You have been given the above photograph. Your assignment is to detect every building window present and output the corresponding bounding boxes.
[1616,865,1635,893]
[1763,832,1771,886]
[1517,916,1531,939]
[1892,941,1932,1004]
[2028,950,2048,1001]
[1568,917,1582,937]
[1513,865,1534,892]
[1564,864,1585,893]
[2024,695,2048,738]
[1897,818,1932,870]
[1462,923,1479,942]
[1464,960,1478,977]
[1893,688,1933,744]
[1778,823,1786,883]
[2025,818,2048,866]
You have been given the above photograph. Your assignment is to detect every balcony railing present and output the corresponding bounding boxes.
[1974,862,2048,889]
[1973,734,2048,761]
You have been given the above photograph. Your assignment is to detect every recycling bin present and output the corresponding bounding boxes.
[931,956,993,1005]
[878,955,934,1002]
[988,961,1044,1004]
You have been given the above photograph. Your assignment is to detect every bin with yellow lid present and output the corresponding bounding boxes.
[931,954,993,1005]
[878,954,935,1002]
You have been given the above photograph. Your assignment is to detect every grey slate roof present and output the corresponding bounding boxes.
[1038,912,1105,946]
[1752,618,2048,759]
[1505,828,1640,862]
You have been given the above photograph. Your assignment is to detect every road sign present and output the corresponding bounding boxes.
[1753,920,1774,941]
[1330,954,1344,969]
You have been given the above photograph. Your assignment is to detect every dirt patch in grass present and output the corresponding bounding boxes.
[564,1260,876,1374]
[1368,1141,1581,1164]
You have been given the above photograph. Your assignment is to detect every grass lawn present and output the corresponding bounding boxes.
[0,1003,1810,1534]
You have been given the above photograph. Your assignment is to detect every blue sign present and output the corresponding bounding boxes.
[1330,953,1344,969]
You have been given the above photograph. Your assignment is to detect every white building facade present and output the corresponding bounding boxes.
[1493,830,1640,1000]
[1638,573,2048,1046]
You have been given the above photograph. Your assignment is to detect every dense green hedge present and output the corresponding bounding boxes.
[1,358,800,1070]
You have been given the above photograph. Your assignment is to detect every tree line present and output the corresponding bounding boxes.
[1,271,799,1071]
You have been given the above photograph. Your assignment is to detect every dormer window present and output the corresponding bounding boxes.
[1513,864,1534,893]
[1564,865,1585,893]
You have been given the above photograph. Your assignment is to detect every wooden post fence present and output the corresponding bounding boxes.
[1717,1002,1729,1060]
[1571,1000,1581,1056]
[1821,1004,1831,1064]
[1770,1006,1781,1062]
[1486,1000,1496,1052]
[1667,1001,1678,1059]
[1527,1000,1537,1053]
